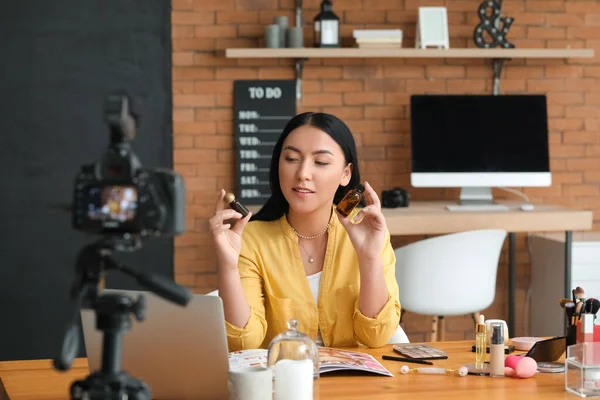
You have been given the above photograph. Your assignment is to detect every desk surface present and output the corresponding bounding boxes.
[249,200,593,235]
[382,200,593,235]
[0,341,572,400]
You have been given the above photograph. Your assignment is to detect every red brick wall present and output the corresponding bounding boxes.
[171,0,600,341]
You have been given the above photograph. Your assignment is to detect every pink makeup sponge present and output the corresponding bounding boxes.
[504,355,537,379]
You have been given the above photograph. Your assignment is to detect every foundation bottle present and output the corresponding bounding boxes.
[489,322,505,378]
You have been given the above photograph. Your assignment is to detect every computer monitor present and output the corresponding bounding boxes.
[410,94,551,206]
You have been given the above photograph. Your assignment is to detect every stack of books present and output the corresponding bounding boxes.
[353,29,403,49]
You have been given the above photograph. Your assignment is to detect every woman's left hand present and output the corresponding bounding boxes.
[336,181,387,261]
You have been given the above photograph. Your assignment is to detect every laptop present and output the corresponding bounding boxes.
[81,289,229,400]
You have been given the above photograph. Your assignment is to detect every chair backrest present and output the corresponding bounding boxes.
[394,229,507,316]
[388,325,410,344]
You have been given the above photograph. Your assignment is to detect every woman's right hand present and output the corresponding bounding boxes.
[209,189,252,272]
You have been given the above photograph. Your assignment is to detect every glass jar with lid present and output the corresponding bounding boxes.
[267,319,319,400]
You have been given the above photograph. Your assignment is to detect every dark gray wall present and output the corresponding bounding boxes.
[0,1,174,361]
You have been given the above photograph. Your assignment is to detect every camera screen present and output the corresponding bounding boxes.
[87,185,137,222]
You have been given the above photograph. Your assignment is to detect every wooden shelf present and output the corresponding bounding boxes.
[225,47,594,59]
[224,47,595,98]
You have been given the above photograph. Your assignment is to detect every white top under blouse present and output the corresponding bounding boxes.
[306,271,324,346]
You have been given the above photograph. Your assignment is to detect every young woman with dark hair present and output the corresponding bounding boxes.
[209,112,400,351]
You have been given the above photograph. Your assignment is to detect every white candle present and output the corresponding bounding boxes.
[274,359,314,400]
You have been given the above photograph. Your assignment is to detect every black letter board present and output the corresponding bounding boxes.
[233,80,296,205]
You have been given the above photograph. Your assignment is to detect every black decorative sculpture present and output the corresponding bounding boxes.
[473,0,515,49]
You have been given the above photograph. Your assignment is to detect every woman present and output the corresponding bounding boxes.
[209,112,400,351]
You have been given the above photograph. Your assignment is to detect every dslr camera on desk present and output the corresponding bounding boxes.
[381,187,410,208]
[54,93,192,400]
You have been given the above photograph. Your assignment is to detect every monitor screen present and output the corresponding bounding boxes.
[410,94,550,174]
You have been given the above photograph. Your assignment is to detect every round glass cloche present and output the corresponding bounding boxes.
[267,318,319,379]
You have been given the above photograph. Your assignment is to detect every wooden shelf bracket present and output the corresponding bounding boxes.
[492,58,508,96]
[294,0,304,100]
[295,58,306,100]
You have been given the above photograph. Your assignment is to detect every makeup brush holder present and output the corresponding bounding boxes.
[568,325,578,347]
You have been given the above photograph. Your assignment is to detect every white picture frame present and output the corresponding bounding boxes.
[415,7,450,49]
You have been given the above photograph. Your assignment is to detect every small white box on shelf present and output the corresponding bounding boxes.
[352,29,403,49]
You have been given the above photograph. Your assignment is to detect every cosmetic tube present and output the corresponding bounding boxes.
[224,193,250,218]
[400,365,468,377]
[475,314,486,368]
[489,322,505,378]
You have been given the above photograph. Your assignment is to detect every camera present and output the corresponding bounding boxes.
[72,94,185,237]
[381,187,410,208]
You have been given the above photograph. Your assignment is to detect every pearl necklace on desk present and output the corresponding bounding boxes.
[287,221,329,263]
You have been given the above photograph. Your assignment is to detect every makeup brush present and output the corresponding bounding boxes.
[575,300,585,319]
[574,286,586,300]
[564,302,576,326]
[584,298,600,315]
[558,298,573,309]
[592,299,600,315]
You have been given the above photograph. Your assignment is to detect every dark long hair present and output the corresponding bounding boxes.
[251,112,361,222]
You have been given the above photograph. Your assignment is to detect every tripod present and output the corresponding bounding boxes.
[54,237,192,400]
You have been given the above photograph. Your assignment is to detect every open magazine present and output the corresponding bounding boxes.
[229,347,393,377]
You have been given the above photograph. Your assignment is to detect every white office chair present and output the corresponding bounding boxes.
[394,229,507,342]
[205,290,409,344]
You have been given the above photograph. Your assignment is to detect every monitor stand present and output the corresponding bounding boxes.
[446,187,509,211]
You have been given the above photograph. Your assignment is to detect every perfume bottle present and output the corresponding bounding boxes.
[336,183,364,217]
[475,314,486,369]
[224,192,250,218]
[313,0,340,48]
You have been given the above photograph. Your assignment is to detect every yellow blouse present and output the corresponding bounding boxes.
[225,208,401,351]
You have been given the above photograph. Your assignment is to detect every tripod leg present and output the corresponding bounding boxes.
[70,371,151,400]
[0,377,10,400]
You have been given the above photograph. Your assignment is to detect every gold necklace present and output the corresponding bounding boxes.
[287,220,328,263]
[287,221,329,240]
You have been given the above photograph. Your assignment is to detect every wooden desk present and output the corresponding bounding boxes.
[381,200,591,235]
[250,200,593,336]
[382,200,593,337]
[0,341,572,399]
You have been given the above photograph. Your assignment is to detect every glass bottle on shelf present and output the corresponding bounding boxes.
[313,0,340,48]
[267,319,319,400]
